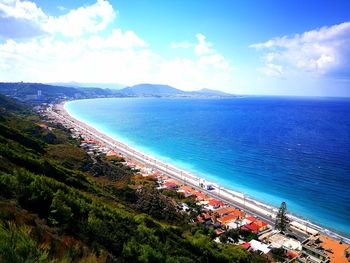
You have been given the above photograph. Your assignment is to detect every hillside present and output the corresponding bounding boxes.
[192,88,233,97]
[0,82,234,102]
[120,84,234,97]
[120,84,186,97]
[50,82,125,90]
[0,82,119,103]
[0,94,264,262]
[0,93,27,112]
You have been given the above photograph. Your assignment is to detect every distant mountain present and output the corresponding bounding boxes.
[0,82,234,102]
[120,84,186,97]
[194,88,233,97]
[0,82,78,97]
[120,84,234,98]
[50,82,125,90]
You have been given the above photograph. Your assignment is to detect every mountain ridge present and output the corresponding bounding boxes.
[50,82,125,90]
[120,83,234,97]
[0,82,234,102]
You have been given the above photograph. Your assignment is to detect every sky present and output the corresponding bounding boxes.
[0,0,350,96]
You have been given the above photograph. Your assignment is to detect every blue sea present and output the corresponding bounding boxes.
[65,97,350,237]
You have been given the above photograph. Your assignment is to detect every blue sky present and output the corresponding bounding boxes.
[0,0,350,96]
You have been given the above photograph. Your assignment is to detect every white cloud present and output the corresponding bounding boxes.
[170,34,215,55]
[0,0,235,92]
[251,22,350,79]
[258,63,283,77]
[0,0,47,38]
[0,0,46,21]
[158,34,234,89]
[43,0,116,37]
[0,0,116,38]
[195,33,214,55]
[86,29,146,49]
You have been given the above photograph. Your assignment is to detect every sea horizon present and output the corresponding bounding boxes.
[65,96,350,238]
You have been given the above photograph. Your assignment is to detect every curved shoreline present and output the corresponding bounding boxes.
[50,100,349,243]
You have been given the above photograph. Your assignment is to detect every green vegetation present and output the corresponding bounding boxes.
[275,202,289,233]
[0,94,266,262]
[270,247,286,262]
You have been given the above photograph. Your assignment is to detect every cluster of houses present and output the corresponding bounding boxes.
[143,171,350,263]
[146,171,303,259]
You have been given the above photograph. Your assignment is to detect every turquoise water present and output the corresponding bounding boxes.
[65,97,350,237]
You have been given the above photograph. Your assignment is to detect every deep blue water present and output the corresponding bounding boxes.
[65,97,350,237]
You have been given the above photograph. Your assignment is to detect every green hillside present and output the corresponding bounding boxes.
[0,95,266,263]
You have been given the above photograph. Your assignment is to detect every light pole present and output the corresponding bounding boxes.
[243,194,246,211]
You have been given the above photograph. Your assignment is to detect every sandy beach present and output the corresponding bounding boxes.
[49,101,350,245]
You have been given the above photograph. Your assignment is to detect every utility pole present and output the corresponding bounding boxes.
[243,194,246,211]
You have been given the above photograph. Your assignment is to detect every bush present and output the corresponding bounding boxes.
[0,221,50,263]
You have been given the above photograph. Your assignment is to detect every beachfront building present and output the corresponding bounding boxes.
[249,240,271,254]
[298,236,330,263]
[206,199,225,210]
[214,207,245,218]
[262,231,302,251]
[217,214,240,227]
[258,231,302,261]
[290,221,319,236]
[241,216,269,234]
[319,234,350,263]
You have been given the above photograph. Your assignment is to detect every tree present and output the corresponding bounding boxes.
[135,186,180,222]
[48,190,73,231]
[271,247,286,262]
[275,202,289,232]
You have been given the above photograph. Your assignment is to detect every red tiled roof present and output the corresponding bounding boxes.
[167,179,181,185]
[215,229,225,235]
[181,186,196,195]
[195,191,209,201]
[287,250,298,258]
[246,216,257,223]
[214,207,245,217]
[217,213,238,224]
[253,220,268,228]
[208,199,225,207]
[242,242,251,249]
[245,216,268,230]
[241,223,259,233]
